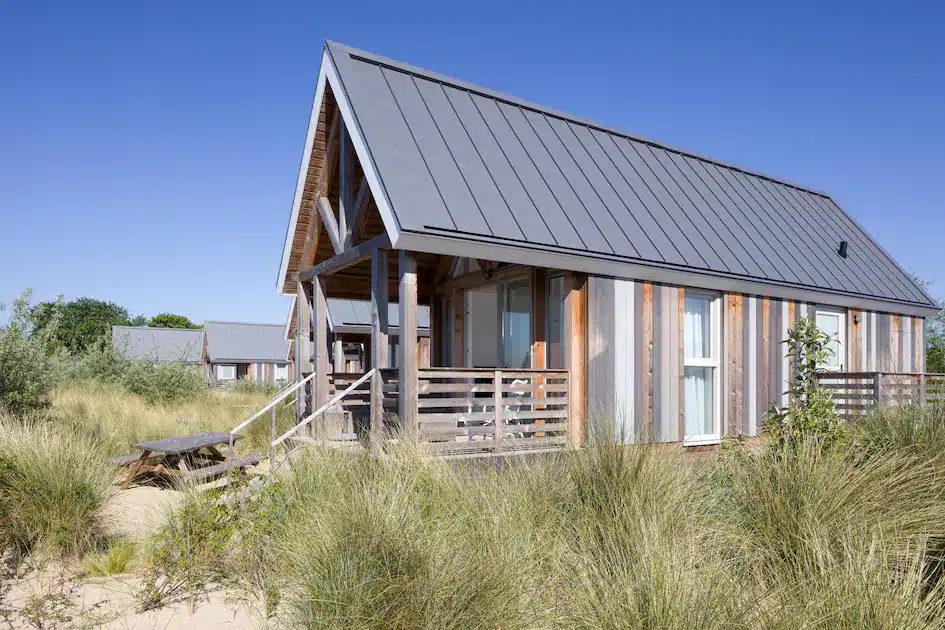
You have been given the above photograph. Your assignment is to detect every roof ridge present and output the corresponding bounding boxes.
[204,320,284,327]
[326,40,832,199]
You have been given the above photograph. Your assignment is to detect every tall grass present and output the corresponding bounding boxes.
[49,380,294,456]
[0,415,115,559]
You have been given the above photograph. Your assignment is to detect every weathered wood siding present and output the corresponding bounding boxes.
[587,277,927,443]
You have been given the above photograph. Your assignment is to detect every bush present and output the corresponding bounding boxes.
[0,416,115,559]
[232,377,284,397]
[0,290,64,416]
[117,359,206,406]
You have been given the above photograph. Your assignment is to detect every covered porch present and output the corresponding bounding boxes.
[295,241,587,454]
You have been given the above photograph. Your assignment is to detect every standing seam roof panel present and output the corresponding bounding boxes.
[666,152,783,281]
[757,179,877,297]
[382,68,490,234]
[498,103,613,253]
[440,86,555,244]
[744,175,866,294]
[471,94,586,250]
[530,113,640,258]
[593,131,698,266]
[413,77,525,240]
[812,195,922,301]
[615,137,720,269]
[646,146,753,276]
[554,120,663,261]
[328,54,444,233]
[572,128,684,265]
[696,162,811,285]
[716,166,829,286]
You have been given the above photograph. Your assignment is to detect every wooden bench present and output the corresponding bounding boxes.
[182,454,261,479]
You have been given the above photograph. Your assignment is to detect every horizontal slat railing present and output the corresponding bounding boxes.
[416,367,569,455]
[816,372,945,421]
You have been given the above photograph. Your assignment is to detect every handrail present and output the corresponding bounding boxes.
[271,368,375,450]
[230,371,318,434]
[226,371,318,483]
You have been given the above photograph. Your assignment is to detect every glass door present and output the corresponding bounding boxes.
[501,280,532,369]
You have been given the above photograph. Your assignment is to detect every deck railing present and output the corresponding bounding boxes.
[815,372,945,420]
[415,367,570,456]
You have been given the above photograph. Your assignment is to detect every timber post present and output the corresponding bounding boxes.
[371,249,389,443]
[563,272,587,447]
[313,275,330,436]
[398,250,419,439]
[296,279,314,421]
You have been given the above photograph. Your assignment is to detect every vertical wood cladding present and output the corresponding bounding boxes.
[587,277,927,444]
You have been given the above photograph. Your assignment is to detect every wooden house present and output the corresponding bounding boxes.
[275,42,939,453]
[204,321,292,386]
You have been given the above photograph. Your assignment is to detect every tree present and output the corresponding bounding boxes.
[1,290,63,415]
[31,297,131,354]
[910,274,945,373]
[148,313,201,329]
[129,314,149,326]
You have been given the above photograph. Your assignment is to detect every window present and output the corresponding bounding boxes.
[683,293,720,444]
[216,364,236,381]
[501,280,532,369]
[546,275,565,369]
[275,364,289,381]
[815,308,845,371]
[464,279,533,369]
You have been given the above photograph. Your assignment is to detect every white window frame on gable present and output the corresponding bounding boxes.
[216,364,236,381]
[683,291,722,446]
[814,307,846,371]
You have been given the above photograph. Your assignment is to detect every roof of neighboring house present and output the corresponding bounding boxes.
[277,41,938,317]
[112,326,205,364]
[204,321,291,363]
[328,299,431,335]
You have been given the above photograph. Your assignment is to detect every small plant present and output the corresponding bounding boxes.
[83,540,137,577]
[118,359,206,406]
[764,317,845,451]
[232,377,282,396]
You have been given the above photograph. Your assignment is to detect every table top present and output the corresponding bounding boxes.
[134,431,242,455]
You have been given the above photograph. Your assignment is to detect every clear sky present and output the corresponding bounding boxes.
[2,1,943,325]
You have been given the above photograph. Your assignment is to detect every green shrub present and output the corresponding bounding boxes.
[117,359,206,406]
[0,416,115,559]
[0,290,64,416]
[84,540,137,577]
[232,377,284,397]
[765,317,846,451]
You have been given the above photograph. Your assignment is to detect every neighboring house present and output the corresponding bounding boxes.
[205,321,292,385]
[276,41,939,450]
[112,326,206,364]
[285,297,431,372]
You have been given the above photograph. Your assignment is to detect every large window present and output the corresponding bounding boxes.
[216,364,236,381]
[815,308,845,371]
[464,278,533,369]
[684,293,720,443]
[501,280,532,369]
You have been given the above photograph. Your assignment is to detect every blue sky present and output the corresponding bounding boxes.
[1,1,943,324]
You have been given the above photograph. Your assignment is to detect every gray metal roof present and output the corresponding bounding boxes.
[204,321,291,363]
[328,299,431,335]
[112,326,204,363]
[325,41,936,311]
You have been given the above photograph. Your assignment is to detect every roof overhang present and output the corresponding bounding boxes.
[397,230,941,318]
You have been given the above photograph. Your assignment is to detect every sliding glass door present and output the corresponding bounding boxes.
[464,278,532,369]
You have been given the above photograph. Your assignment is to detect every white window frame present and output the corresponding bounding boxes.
[815,307,846,371]
[216,364,236,381]
[683,291,722,446]
[275,364,289,382]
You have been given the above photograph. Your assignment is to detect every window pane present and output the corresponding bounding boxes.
[546,276,565,369]
[502,281,532,369]
[816,312,841,368]
[684,296,711,359]
[684,366,714,437]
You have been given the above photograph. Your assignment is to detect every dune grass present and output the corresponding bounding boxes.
[0,415,116,559]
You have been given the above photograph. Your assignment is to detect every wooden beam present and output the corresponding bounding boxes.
[349,178,371,247]
[532,268,547,369]
[296,279,313,419]
[371,249,389,442]
[436,264,529,294]
[314,276,330,416]
[300,232,392,280]
[399,251,419,438]
[338,122,354,244]
[563,272,587,446]
[451,288,465,367]
[317,196,344,255]
[299,208,323,271]
[315,111,341,197]
[434,255,455,283]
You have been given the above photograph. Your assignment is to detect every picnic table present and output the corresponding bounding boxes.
[109,431,260,488]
